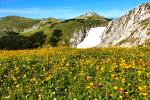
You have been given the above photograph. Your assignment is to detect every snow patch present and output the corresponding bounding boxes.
[77,27,106,48]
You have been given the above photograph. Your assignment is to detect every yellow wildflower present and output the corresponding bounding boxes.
[119,96,123,99]
[31,77,36,82]
[73,76,77,80]
[38,95,42,100]
[137,71,141,75]
[46,75,53,81]
[125,92,129,95]
[15,67,20,73]
[121,78,125,83]
[114,86,118,90]
[23,74,26,78]
[89,82,94,87]
[86,85,91,89]
[93,98,98,100]
[66,63,69,67]
[140,93,148,96]
[138,86,143,91]
[12,76,17,81]
[119,87,124,91]
[86,82,94,89]
[87,76,92,81]
[111,74,115,78]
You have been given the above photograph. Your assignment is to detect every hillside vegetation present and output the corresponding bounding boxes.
[0,16,40,31]
[0,47,149,99]
[22,13,111,47]
[0,13,111,49]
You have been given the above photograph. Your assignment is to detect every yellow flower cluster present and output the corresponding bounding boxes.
[0,47,149,99]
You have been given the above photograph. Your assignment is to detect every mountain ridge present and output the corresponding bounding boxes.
[0,16,40,32]
[97,3,150,47]
[0,12,110,49]
[1,3,150,49]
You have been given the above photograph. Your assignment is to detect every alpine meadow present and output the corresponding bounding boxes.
[0,0,150,100]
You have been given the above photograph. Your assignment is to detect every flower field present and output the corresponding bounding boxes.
[0,47,150,100]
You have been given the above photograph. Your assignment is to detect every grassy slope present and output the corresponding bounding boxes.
[0,47,149,99]
[0,14,111,47]
[22,16,111,46]
[0,16,40,31]
[21,18,62,36]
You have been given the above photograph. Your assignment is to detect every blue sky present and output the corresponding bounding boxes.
[0,0,150,19]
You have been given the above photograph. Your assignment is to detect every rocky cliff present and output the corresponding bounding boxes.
[70,28,89,47]
[98,3,150,47]
[70,12,110,47]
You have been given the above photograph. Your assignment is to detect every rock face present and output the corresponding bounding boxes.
[98,3,150,47]
[23,20,48,33]
[71,3,150,48]
[70,28,90,47]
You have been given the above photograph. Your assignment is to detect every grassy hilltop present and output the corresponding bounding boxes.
[0,16,40,31]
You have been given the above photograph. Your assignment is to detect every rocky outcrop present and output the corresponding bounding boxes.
[23,18,61,33]
[23,20,48,33]
[70,28,90,47]
[98,3,150,47]
[76,12,104,20]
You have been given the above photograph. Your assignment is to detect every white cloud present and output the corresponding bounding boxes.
[0,7,75,18]
[0,8,73,14]
[0,7,131,19]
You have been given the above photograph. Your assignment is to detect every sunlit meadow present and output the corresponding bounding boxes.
[0,47,150,99]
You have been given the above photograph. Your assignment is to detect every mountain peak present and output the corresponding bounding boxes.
[97,3,150,47]
[139,3,150,7]
[137,3,150,10]
[82,12,99,17]
[76,12,104,19]
[122,3,150,22]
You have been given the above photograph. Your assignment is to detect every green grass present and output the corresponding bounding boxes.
[118,38,138,45]
[0,47,149,99]
[0,16,40,31]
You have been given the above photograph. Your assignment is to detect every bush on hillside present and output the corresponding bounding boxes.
[0,31,47,49]
[49,29,63,46]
